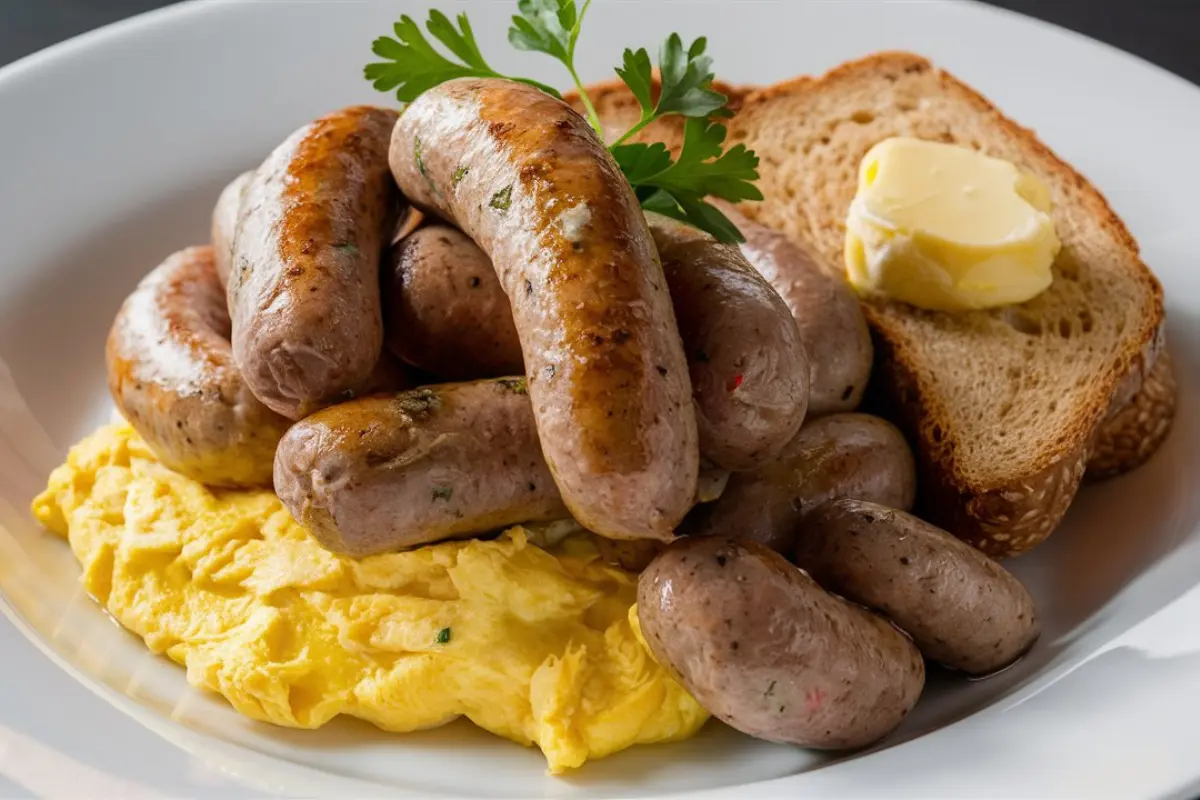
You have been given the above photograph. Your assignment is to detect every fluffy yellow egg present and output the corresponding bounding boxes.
[32,424,707,774]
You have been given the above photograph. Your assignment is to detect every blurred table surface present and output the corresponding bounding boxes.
[1,0,1199,86]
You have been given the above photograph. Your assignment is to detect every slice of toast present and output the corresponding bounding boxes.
[582,53,1164,557]
[1087,351,1176,481]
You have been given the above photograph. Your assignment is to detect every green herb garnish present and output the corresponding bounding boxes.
[364,0,759,243]
[496,377,528,395]
[364,11,559,102]
[611,34,727,146]
[507,0,602,135]
[436,627,452,644]
[489,185,513,211]
[615,118,761,244]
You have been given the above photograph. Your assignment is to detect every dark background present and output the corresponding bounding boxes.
[2,0,1199,87]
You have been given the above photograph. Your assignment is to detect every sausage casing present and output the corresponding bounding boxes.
[211,170,251,288]
[383,213,806,471]
[273,379,568,557]
[646,213,809,471]
[384,225,523,379]
[717,201,873,415]
[795,499,1040,675]
[390,79,697,540]
[638,536,924,749]
[106,246,291,487]
[230,105,399,420]
[688,413,916,553]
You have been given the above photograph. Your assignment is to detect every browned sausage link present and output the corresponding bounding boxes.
[273,379,569,557]
[384,225,523,379]
[211,171,251,289]
[638,537,924,749]
[106,246,291,488]
[230,106,399,420]
[646,212,809,471]
[390,79,697,540]
[383,215,807,471]
[795,499,1040,675]
[714,201,873,415]
[686,413,916,553]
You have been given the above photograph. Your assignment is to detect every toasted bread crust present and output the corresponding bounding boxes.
[731,53,1162,556]
[584,53,1165,557]
[1087,350,1177,481]
[877,332,1089,558]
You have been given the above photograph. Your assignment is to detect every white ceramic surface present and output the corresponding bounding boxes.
[1,0,1199,797]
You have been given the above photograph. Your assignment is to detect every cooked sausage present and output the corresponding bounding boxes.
[230,105,399,420]
[638,536,924,749]
[274,378,569,557]
[384,225,523,379]
[795,499,1040,675]
[382,213,806,470]
[646,213,809,471]
[715,201,872,415]
[211,171,251,288]
[106,246,291,488]
[390,79,697,540]
[687,413,915,553]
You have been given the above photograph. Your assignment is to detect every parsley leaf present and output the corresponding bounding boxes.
[611,34,727,146]
[612,117,761,243]
[609,141,673,184]
[614,47,653,111]
[507,0,602,136]
[365,11,559,103]
[651,117,762,202]
[365,6,761,242]
[508,0,580,62]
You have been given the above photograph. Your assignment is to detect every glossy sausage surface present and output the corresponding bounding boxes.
[647,213,809,471]
[795,499,1040,675]
[383,224,523,379]
[638,536,924,749]
[687,413,916,553]
[106,246,291,487]
[274,378,568,557]
[718,201,873,415]
[211,170,251,288]
[230,105,399,420]
[390,79,697,540]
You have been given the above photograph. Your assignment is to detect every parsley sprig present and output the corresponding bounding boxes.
[615,118,762,244]
[508,0,604,135]
[612,35,727,146]
[364,0,759,242]
[364,11,560,101]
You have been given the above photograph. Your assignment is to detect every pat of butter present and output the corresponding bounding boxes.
[844,137,1060,311]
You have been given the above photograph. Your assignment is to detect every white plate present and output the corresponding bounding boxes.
[2,0,1199,797]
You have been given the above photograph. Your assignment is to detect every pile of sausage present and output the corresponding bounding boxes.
[104,78,1038,752]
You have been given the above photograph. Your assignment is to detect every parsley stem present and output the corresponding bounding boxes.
[610,114,656,148]
[567,63,605,140]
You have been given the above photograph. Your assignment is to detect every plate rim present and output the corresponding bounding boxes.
[3,0,1200,797]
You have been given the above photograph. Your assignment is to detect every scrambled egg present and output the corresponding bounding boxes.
[32,424,707,773]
